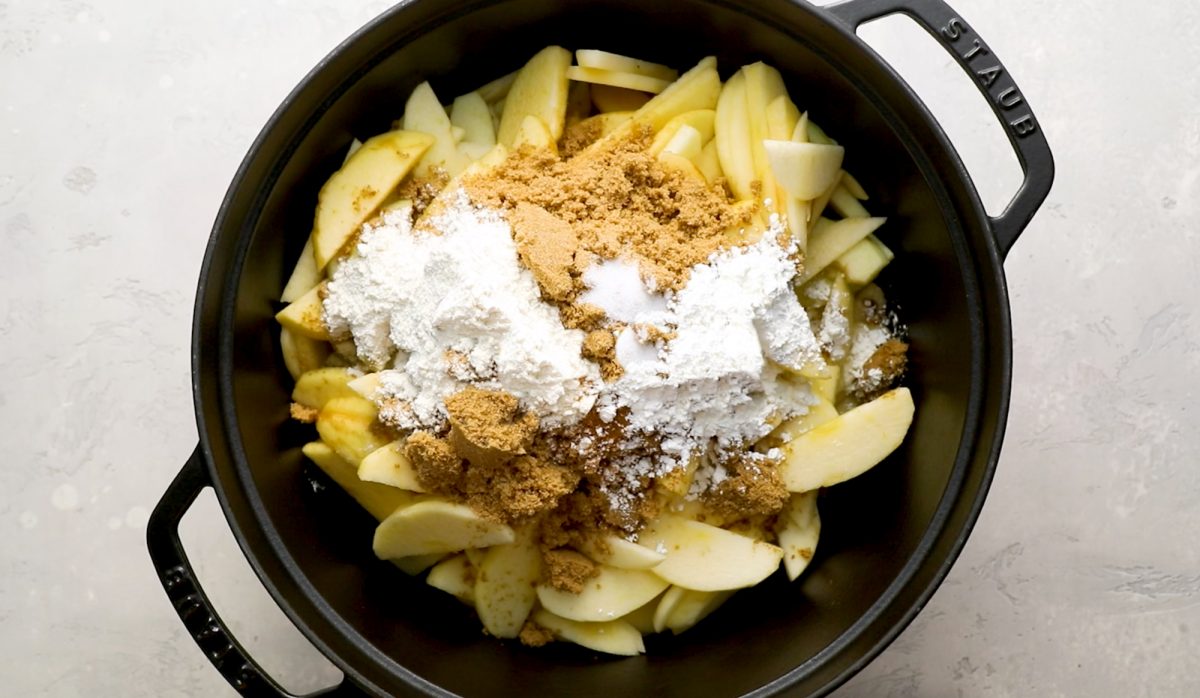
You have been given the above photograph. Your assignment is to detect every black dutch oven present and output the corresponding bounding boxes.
[148,0,1054,695]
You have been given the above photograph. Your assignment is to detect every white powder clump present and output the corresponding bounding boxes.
[844,322,891,394]
[322,191,601,431]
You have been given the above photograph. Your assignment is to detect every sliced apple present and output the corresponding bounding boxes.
[477,70,518,104]
[458,141,493,161]
[311,130,433,270]
[785,196,811,250]
[836,234,894,288]
[620,597,661,635]
[403,81,470,178]
[358,439,426,492]
[475,528,541,638]
[513,114,557,154]
[575,111,634,138]
[497,46,572,147]
[343,138,363,163]
[714,70,756,200]
[566,66,671,94]
[766,94,801,141]
[696,140,723,183]
[275,282,330,340]
[764,394,839,452]
[810,363,842,405]
[449,91,496,146]
[662,588,734,634]
[652,585,685,633]
[575,49,678,82]
[531,609,645,656]
[426,554,476,604]
[763,140,846,201]
[636,516,783,591]
[301,441,416,521]
[281,237,320,303]
[589,83,651,113]
[565,80,592,125]
[780,387,914,492]
[801,216,887,283]
[291,367,359,410]
[316,396,385,466]
[777,491,821,581]
[596,57,720,147]
[280,328,330,379]
[373,499,515,559]
[830,184,871,218]
[742,62,788,209]
[578,534,666,570]
[659,124,704,162]
[649,109,716,155]
[346,371,382,400]
[657,152,705,182]
[392,553,444,576]
[536,564,669,623]
[842,171,869,200]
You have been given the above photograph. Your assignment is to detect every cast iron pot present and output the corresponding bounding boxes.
[148,0,1054,695]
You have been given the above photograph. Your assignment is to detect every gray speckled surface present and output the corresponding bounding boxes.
[2,1,1196,696]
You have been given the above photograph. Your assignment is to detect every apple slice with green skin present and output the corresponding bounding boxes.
[662,587,734,634]
[777,491,821,580]
[578,534,666,570]
[497,46,572,147]
[801,216,887,283]
[536,565,669,623]
[764,140,846,201]
[450,91,496,147]
[358,440,426,492]
[426,554,475,605]
[575,49,678,82]
[311,130,433,271]
[837,234,894,288]
[715,70,756,201]
[780,387,915,492]
[281,237,319,303]
[636,516,783,591]
[475,528,541,638]
[649,109,716,155]
[275,282,330,340]
[589,83,650,114]
[280,328,329,380]
[532,609,646,656]
[291,367,358,410]
[316,396,385,465]
[301,441,416,521]
[595,57,720,148]
[373,500,514,559]
[403,82,470,178]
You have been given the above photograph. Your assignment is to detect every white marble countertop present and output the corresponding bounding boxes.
[2,1,1196,695]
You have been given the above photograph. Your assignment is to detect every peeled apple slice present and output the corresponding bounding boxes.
[281,237,319,303]
[498,46,572,147]
[714,70,756,201]
[763,140,846,200]
[301,441,416,521]
[660,124,704,162]
[661,587,734,634]
[566,66,671,94]
[589,83,651,113]
[780,387,915,492]
[777,491,821,580]
[578,534,666,570]
[426,554,476,605]
[373,500,515,559]
[475,529,541,638]
[392,553,444,576]
[311,130,433,270]
[649,110,716,156]
[532,609,646,656]
[595,57,720,147]
[316,396,385,465]
[291,367,358,410]
[801,216,887,283]
[536,565,669,622]
[280,328,329,379]
[449,91,496,146]
[575,49,678,82]
[836,234,894,288]
[636,516,783,591]
[513,114,557,154]
[358,440,426,492]
[275,282,330,341]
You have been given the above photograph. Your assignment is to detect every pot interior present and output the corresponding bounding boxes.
[215,0,989,694]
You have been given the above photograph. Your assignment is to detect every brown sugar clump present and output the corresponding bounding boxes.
[519,620,555,648]
[445,388,539,470]
[394,168,450,219]
[289,402,318,423]
[863,338,908,383]
[558,117,603,159]
[509,202,579,302]
[405,431,462,492]
[541,548,599,594]
[581,329,623,381]
[703,456,790,523]
[460,455,579,523]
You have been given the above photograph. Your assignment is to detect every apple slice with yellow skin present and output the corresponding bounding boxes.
[281,237,319,303]
[301,441,416,521]
[636,516,783,591]
[566,66,672,94]
[575,49,678,82]
[275,282,330,340]
[280,328,329,379]
[777,491,821,581]
[497,46,572,147]
[578,534,666,570]
[589,83,652,113]
[513,114,557,154]
[742,62,788,210]
[715,70,756,200]
[536,565,669,623]
[696,140,723,184]
[426,554,476,605]
[475,528,541,638]
[661,587,734,634]
[764,140,846,201]
[766,94,801,141]
[780,387,915,492]
[403,82,470,178]
[837,234,893,288]
[801,216,887,283]
[311,130,433,270]
[358,440,426,492]
[450,91,495,146]
[316,396,385,466]
[648,109,716,155]
[373,499,515,559]
[291,367,358,410]
[532,609,645,656]
[595,57,720,147]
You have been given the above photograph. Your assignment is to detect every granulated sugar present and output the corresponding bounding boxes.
[322,191,600,431]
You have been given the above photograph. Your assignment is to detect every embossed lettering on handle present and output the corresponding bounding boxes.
[937,17,1039,139]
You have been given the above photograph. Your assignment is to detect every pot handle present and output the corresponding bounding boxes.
[147,445,363,697]
[826,0,1055,257]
